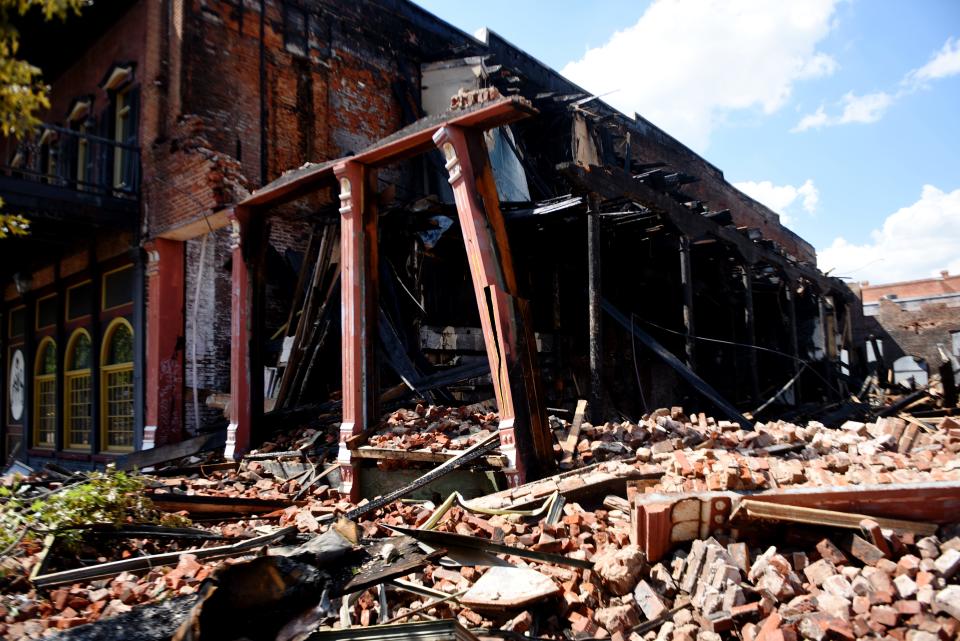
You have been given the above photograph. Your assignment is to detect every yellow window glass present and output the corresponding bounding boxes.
[65,330,92,449]
[101,319,134,451]
[33,337,57,448]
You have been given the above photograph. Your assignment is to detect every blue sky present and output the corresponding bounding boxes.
[412,0,960,284]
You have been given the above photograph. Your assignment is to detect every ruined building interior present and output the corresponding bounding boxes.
[1,2,960,640]
[0,0,860,480]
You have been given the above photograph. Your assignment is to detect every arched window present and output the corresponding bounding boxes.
[33,337,57,448]
[64,329,92,450]
[101,318,134,451]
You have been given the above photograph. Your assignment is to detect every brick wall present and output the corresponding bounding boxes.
[871,299,960,371]
[43,3,148,126]
[183,227,233,434]
[861,271,960,304]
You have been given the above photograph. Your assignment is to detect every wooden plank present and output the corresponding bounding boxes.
[560,399,588,465]
[734,499,937,536]
[386,525,593,570]
[149,493,303,517]
[115,430,227,472]
[351,447,506,467]
[33,527,295,587]
[242,97,537,210]
[149,461,238,477]
[746,480,960,525]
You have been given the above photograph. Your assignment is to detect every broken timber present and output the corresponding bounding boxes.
[33,526,295,587]
[631,480,960,562]
[345,432,500,521]
[387,524,593,569]
[732,499,938,536]
[149,494,304,518]
[115,430,227,472]
[560,399,588,467]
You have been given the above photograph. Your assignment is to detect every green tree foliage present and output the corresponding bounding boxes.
[0,0,85,238]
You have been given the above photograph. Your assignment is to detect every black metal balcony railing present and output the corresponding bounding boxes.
[1,124,140,199]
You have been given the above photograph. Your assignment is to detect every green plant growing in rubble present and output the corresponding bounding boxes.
[0,470,191,553]
[0,0,87,238]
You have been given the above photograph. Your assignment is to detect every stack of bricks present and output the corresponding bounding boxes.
[365,404,499,453]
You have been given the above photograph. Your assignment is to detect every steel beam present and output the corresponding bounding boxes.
[334,161,379,501]
[143,238,185,449]
[433,124,553,486]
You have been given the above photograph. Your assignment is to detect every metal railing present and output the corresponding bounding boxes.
[1,124,140,199]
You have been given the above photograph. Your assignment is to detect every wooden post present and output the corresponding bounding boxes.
[226,208,252,460]
[433,124,553,486]
[741,263,760,404]
[679,235,696,370]
[334,160,379,501]
[587,193,603,424]
[143,239,185,449]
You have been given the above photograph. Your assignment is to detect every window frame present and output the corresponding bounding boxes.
[66,279,93,322]
[33,336,57,450]
[112,86,132,189]
[101,264,134,312]
[35,293,57,330]
[8,305,25,339]
[64,328,93,451]
[100,317,134,453]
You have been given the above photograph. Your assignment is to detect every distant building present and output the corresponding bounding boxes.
[858,271,960,389]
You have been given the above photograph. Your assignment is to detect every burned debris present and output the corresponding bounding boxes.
[2,404,960,640]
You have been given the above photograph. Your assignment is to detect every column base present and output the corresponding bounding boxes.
[337,421,360,501]
[141,425,157,451]
[497,417,526,487]
[224,422,238,460]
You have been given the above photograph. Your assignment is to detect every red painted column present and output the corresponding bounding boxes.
[143,238,185,449]
[334,161,379,501]
[226,208,253,459]
[433,125,553,486]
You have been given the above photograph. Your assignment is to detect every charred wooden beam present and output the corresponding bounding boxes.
[679,235,696,370]
[587,193,604,424]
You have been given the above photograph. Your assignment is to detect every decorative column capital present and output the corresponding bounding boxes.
[143,240,161,277]
[226,207,249,252]
[432,126,464,186]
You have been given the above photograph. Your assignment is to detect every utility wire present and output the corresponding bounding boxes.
[639,318,844,397]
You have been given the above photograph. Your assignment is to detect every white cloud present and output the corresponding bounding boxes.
[795,36,960,131]
[906,37,960,84]
[793,106,829,132]
[837,91,893,124]
[733,178,819,226]
[817,185,960,284]
[560,0,839,151]
[793,91,893,131]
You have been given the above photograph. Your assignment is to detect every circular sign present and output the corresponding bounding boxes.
[9,349,24,421]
